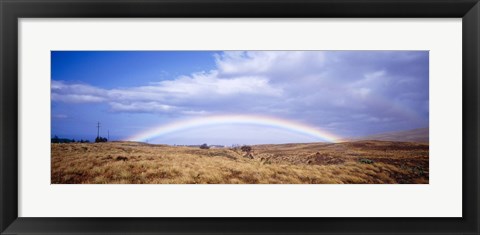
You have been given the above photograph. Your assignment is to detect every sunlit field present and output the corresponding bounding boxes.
[51,140,428,184]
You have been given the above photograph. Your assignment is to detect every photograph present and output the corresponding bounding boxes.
[51,50,429,184]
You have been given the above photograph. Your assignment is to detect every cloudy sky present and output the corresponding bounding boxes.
[51,51,429,145]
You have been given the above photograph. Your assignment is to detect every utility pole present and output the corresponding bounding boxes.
[107,130,110,140]
[96,122,101,138]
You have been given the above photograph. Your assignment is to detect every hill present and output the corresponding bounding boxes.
[343,128,429,143]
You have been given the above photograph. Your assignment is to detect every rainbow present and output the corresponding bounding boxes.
[126,114,341,143]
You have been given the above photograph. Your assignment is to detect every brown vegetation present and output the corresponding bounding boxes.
[51,140,428,184]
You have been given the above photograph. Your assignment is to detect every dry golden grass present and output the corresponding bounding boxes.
[51,140,428,184]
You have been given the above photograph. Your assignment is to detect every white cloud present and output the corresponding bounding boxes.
[51,62,283,113]
[215,51,326,79]
[52,114,68,119]
[151,71,281,97]
[109,102,175,113]
[181,110,209,115]
[51,81,106,103]
[364,70,386,80]
[51,93,106,103]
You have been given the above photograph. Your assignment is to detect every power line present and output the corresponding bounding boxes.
[96,122,100,138]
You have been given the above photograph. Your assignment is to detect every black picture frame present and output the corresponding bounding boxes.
[1,0,479,234]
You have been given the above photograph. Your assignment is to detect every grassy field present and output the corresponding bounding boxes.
[51,140,429,184]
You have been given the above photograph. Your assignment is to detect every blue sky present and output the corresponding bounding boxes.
[51,51,429,145]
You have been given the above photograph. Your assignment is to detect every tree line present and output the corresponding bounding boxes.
[51,135,108,143]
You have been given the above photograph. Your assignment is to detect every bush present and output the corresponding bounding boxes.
[95,137,108,143]
[359,158,374,164]
[240,145,252,152]
[51,135,75,143]
[200,143,210,149]
[412,165,425,176]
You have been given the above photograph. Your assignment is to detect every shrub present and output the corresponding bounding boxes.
[412,166,425,175]
[240,145,252,152]
[359,158,374,164]
[51,135,75,143]
[200,143,210,149]
[95,137,108,143]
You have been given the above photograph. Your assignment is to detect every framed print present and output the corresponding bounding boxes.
[1,0,479,234]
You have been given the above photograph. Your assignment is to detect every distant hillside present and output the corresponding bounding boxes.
[343,128,429,143]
